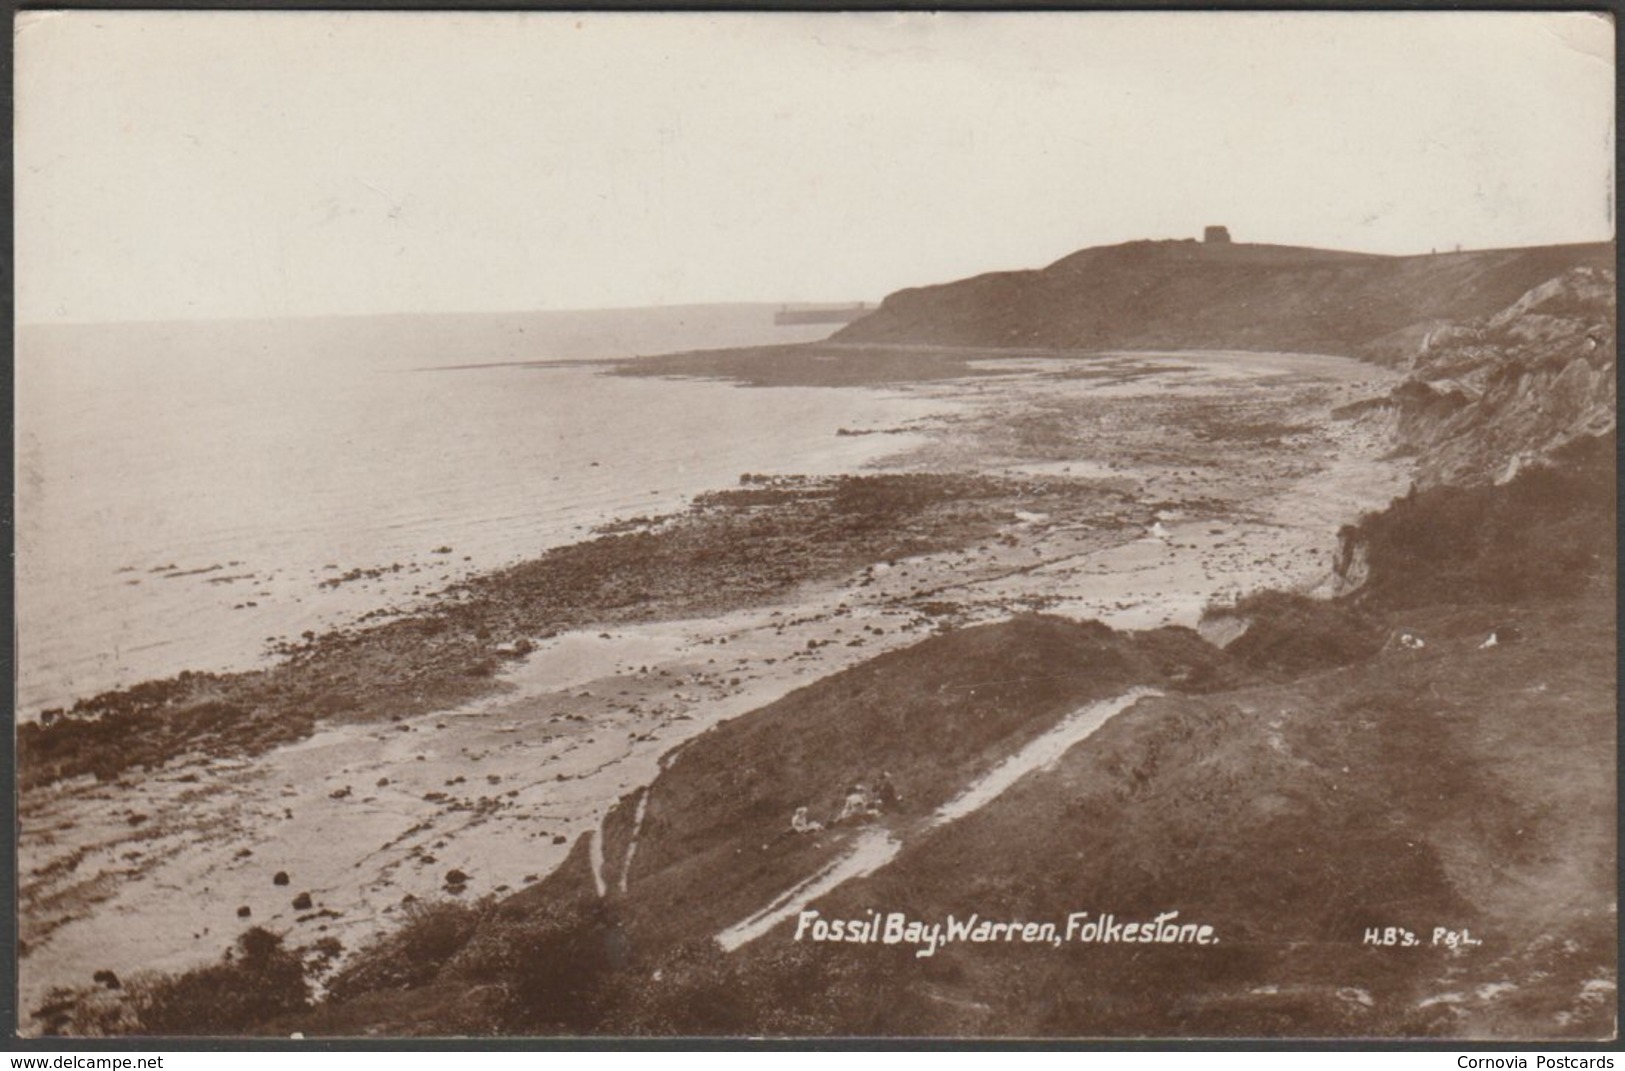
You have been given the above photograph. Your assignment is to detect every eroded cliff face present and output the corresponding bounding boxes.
[1321,266,1616,604]
[1387,267,1616,489]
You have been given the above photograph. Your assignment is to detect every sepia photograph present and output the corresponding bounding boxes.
[11,9,1619,1042]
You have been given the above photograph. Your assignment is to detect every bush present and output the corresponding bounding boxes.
[134,928,309,1036]
[325,898,492,1003]
[443,898,622,1033]
[31,985,141,1037]
[30,928,319,1038]
[1353,432,1615,609]
[1225,591,1386,677]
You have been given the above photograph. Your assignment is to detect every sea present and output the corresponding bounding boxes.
[15,305,938,718]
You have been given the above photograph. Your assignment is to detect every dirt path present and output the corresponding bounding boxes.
[715,688,1162,951]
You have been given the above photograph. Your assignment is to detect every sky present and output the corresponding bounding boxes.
[15,10,1616,324]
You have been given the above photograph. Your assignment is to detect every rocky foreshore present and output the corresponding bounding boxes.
[19,472,1131,791]
[20,347,1407,1028]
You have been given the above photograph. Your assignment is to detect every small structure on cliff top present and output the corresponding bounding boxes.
[1203,225,1233,244]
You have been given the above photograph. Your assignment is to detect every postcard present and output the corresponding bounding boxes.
[13,9,1617,1042]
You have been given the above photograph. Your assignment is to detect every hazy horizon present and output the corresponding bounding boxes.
[18,11,1615,326]
[15,299,810,331]
[21,232,1619,332]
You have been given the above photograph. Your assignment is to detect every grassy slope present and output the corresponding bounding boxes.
[833,240,1614,361]
[290,440,1613,1039]
[615,438,1614,1039]
[598,616,1243,956]
[696,594,1613,1039]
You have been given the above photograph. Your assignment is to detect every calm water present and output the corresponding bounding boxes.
[16,306,935,716]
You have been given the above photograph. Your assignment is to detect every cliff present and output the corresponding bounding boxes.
[1320,264,1616,611]
[833,238,1614,363]
[1383,266,1616,488]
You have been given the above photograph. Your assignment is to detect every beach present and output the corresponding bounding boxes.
[17,341,1408,1021]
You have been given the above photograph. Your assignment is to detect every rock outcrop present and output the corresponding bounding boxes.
[1386,266,1616,489]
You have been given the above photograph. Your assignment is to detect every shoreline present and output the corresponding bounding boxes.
[16,359,937,720]
[18,348,1408,1022]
